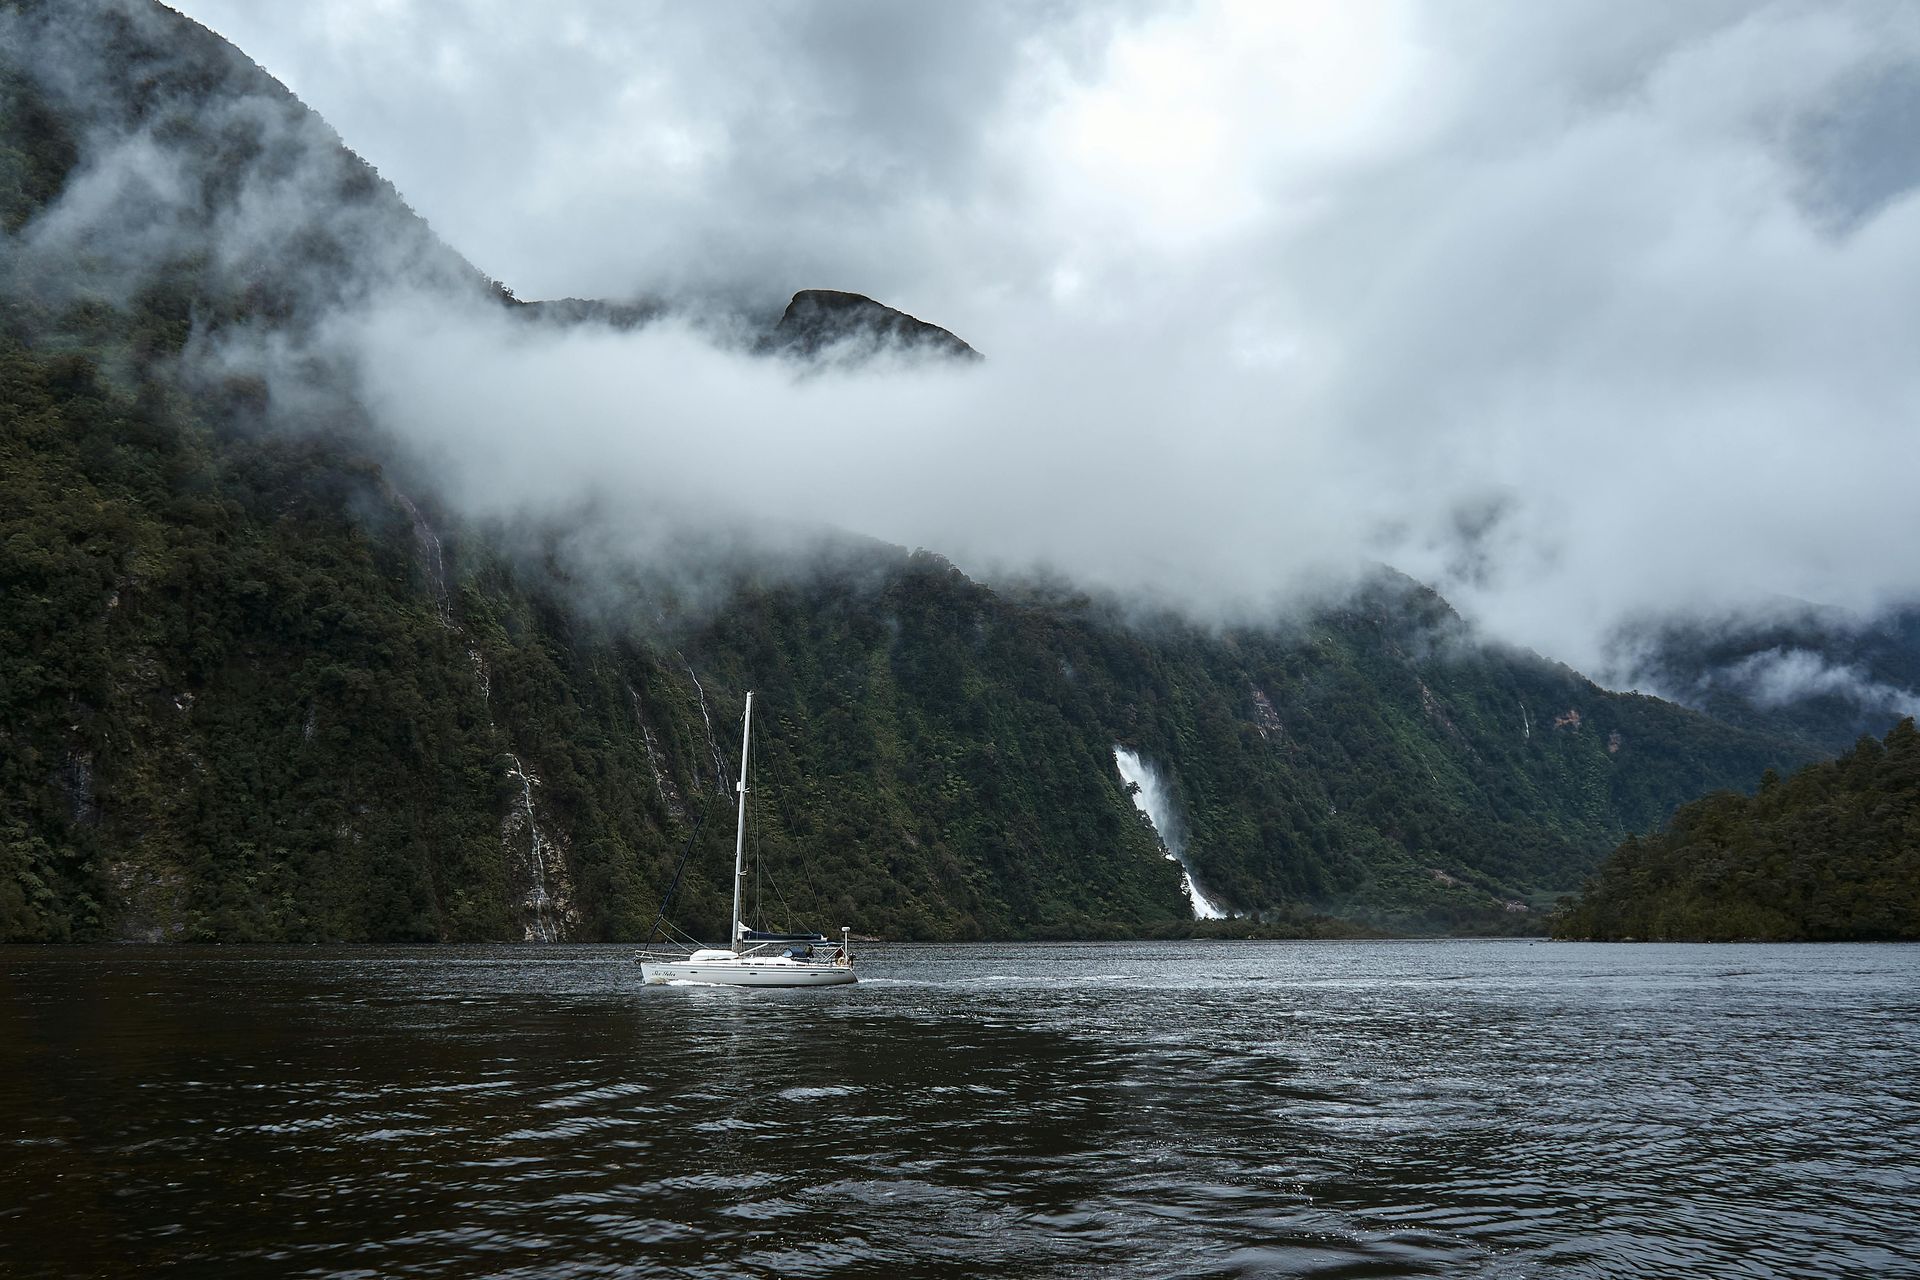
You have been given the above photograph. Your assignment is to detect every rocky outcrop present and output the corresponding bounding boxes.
[761,289,981,364]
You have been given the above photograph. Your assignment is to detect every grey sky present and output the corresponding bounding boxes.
[167,0,1920,678]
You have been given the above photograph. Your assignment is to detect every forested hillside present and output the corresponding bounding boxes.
[1,0,1816,943]
[0,304,1808,941]
[1553,720,1920,941]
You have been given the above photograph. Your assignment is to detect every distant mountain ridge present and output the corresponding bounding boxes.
[0,0,966,362]
[761,288,982,362]
[0,0,1844,943]
[1611,603,1920,754]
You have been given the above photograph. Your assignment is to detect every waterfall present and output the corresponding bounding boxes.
[502,751,561,943]
[392,490,452,625]
[627,680,687,823]
[679,655,731,795]
[470,643,569,941]
[468,646,491,703]
[1113,746,1228,920]
[384,504,569,943]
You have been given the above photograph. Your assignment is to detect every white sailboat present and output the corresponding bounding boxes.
[636,691,857,987]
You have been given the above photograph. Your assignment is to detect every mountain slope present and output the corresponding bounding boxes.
[0,320,1807,942]
[1,0,1820,942]
[1552,719,1920,941]
[0,0,502,329]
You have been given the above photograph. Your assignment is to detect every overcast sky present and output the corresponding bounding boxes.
[168,0,1920,679]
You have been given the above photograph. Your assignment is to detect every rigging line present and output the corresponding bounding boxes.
[752,726,796,929]
[650,921,694,950]
[793,799,825,906]
[752,717,806,924]
[770,742,826,907]
[657,910,702,945]
[643,804,711,945]
[764,740,810,909]
[749,723,796,931]
[751,717,781,930]
[760,849,800,933]
[748,709,759,930]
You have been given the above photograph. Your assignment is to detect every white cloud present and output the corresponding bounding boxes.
[1726,648,1920,718]
[115,0,1920,670]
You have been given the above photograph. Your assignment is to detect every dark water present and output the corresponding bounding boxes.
[4,941,1917,1278]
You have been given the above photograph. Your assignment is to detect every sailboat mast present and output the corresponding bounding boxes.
[729,691,753,954]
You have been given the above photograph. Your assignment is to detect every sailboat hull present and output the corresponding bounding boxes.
[640,694,865,988]
[639,958,857,987]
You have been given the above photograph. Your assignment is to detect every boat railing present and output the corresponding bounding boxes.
[632,942,854,968]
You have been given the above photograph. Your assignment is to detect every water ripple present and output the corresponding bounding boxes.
[4,940,1917,1277]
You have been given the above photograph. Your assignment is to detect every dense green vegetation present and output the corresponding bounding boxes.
[1,0,1825,943]
[1553,720,1920,941]
[0,319,1808,943]
[0,313,1185,942]
[674,560,1807,938]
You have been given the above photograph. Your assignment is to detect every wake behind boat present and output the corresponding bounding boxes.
[636,691,857,987]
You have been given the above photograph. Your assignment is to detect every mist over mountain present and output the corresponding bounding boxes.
[21,0,1920,664]
[0,0,493,319]
[1606,602,1920,755]
[0,0,1906,943]
[161,0,1920,673]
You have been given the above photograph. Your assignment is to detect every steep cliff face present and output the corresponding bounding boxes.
[0,0,1813,943]
[0,0,503,326]
[0,340,1168,943]
[0,334,1803,942]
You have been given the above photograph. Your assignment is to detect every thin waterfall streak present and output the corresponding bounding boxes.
[679,654,731,795]
[435,584,563,941]
[503,751,561,943]
[393,490,452,626]
[627,680,686,823]
[469,646,491,704]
